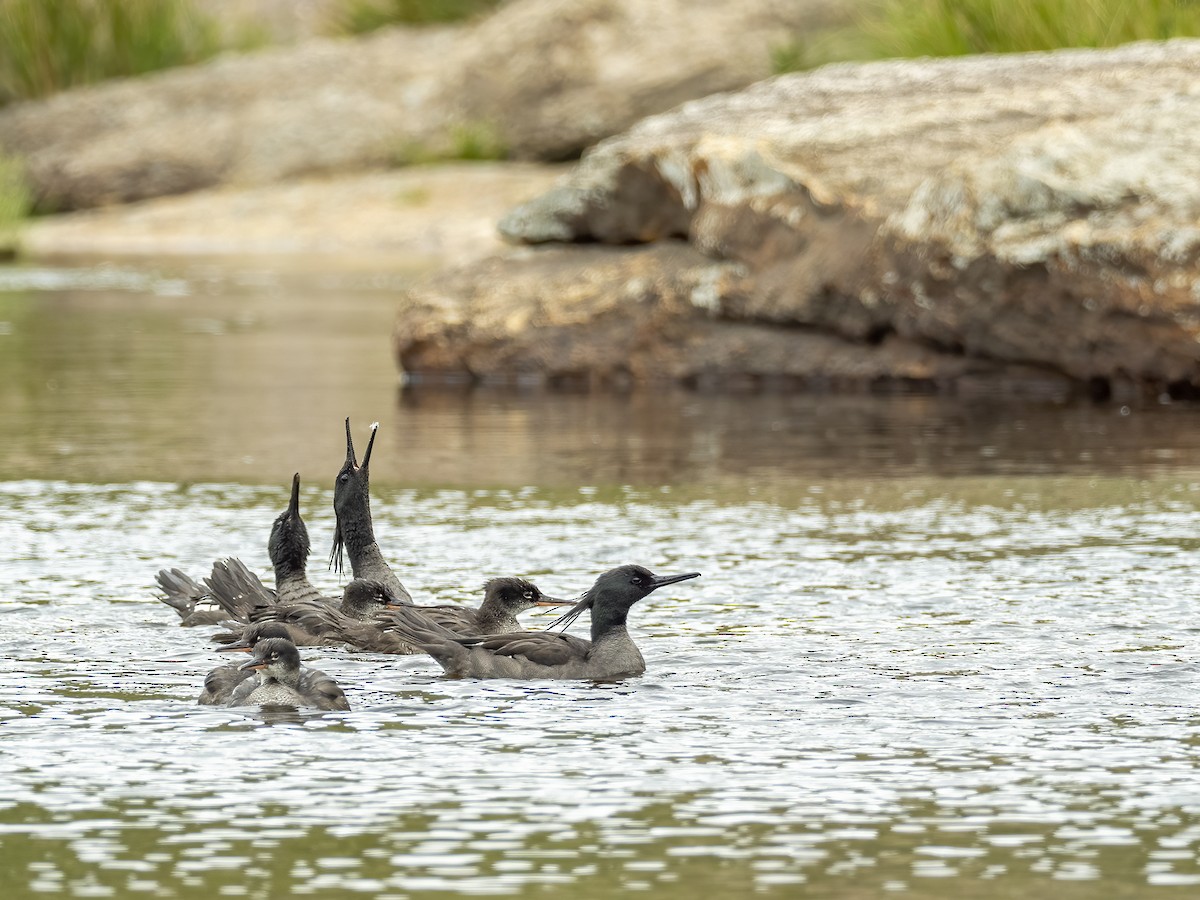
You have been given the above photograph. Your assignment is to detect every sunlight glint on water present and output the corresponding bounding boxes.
[3,481,1200,897]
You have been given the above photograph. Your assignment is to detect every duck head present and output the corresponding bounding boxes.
[330,418,377,574]
[481,576,567,616]
[268,473,310,580]
[552,565,700,639]
[216,621,292,654]
[238,637,302,682]
[341,577,406,620]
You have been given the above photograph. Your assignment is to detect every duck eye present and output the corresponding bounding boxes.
[631,576,643,586]
[338,473,349,483]
[523,591,533,600]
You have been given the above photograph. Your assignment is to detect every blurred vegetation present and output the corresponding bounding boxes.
[0,0,221,103]
[0,153,31,250]
[391,121,508,166]
[330,0,502,34]
[774,0,1200,73]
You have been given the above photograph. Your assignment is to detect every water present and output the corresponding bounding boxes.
[3,259,1200,898]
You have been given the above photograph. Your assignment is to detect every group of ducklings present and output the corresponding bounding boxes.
[158,419,701,711]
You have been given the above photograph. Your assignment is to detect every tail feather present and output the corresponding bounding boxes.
[205,557,275,623]
[155,567,210,618]
[378,605,469,671]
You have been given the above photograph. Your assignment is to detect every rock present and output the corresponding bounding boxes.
[439,0,850,161]
[0,0,848,210]
[18,162,564,268]
[397,42,1200,396]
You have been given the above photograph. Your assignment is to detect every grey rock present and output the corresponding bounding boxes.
[401,42,1200,395]
[0,0,845,210]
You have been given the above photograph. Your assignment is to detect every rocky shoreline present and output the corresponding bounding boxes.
[395,41,1200,398]
[4,2,1200,397]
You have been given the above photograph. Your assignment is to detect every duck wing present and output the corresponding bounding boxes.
[156,567,228,626]
[250,599,352,647]
[460,631,591,667]
[337,618,418,654]
[299,667,351,711]
[205,558,276,623]
[199,662,251,705]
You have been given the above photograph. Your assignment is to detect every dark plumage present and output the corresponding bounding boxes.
[157,473,333,630]
[379,576,564,635]
[198,622,293,705]
[250,578,407,649]
[156,567,228,626]
[225,638,350,711]
[384,565,700,680]
[330,418,411,603]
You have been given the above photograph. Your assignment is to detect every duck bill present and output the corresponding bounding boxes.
[360,422,378,472]
[238,657,269,672]
[343,417,357,468]
[533,596,570,607]
[382,589,408,609]
[649,571,702,591]
[545,595,592,630]
[288,472,302,518]
[215,642,254,653]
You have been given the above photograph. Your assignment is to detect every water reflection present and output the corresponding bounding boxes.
[3,259,1200,493]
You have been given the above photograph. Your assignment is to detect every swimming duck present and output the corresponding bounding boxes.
[198,622,294,705]
[373,576,564,636]
[224,637,350,711]
[158,473,331,628]
[383,565,700,680]
[249,577,408,648]
[206,472,336,622]
[330,418,412,603]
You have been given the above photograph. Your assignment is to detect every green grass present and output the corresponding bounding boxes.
[0,0,220,103]
[0,153,31,251]
[872,0,1200,57]
[773,0,1200,73]
[330,0,502,35]
[390,121,508,166]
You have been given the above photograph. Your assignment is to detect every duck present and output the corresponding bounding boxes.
[382,565,700,680]
[206,472,336,622]
[198,621,293,705]
[389,576,564,635]
[224,637,350,711]
[157,473,333,630]
[248,577,408,649]
[330,418,412,603]
[350,576,566,652]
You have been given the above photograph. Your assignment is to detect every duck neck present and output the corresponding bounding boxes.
[590,602,630,644]
[474,603,516,634]
[340,509,378,562]
[266,666,301,689]
[273,557,309,592]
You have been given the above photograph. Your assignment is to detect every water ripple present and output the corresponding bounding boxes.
[2,482,1200,896]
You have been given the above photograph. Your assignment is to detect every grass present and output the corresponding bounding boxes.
[391,121,508,167]
[0,0,220,104]
[0,153,31,252]
[773,0,1200,73]
[329,0,502,35]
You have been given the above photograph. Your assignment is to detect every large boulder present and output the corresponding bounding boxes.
[0,0,846,210]
[395,42,1200,397]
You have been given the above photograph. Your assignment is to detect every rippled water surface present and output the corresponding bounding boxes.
[4,260,1200,898]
